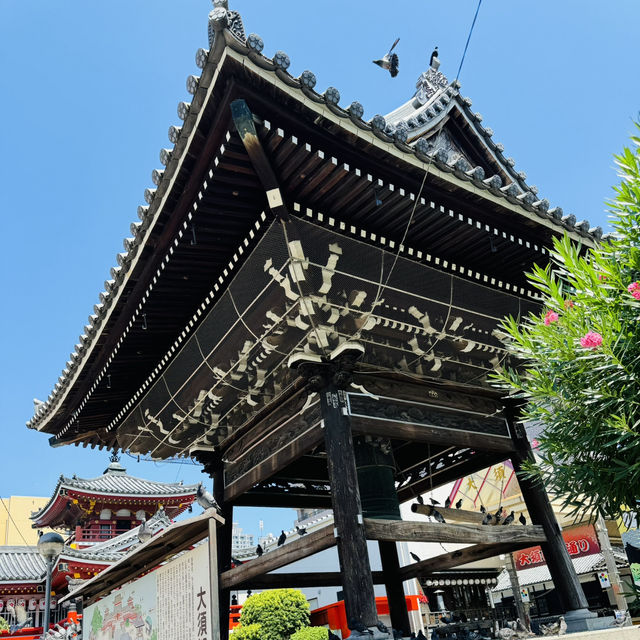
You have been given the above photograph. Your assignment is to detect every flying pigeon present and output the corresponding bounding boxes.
[502,511,515,526]
[432,509,446,524]
[410,552,421,563]
[430,47,439,67]
[519,513,527,526]
[455,498,463,509]
[256,543,263,557]
[277,530,287,546]
[373,38,400,78]
[444,496,451,509]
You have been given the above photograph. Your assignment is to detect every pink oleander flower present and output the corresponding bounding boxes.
[628,282,640,299]
[633,291,640,300]
[580,331,603,349]
[531,439,540,449]
[544,310,559,325]
[564,300,574,309]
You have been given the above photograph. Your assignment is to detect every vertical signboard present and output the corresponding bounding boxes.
[84,543,211,640]
[157,543,211,640]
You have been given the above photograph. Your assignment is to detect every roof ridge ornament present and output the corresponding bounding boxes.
[208,0,245,48]
[414,47,449,107]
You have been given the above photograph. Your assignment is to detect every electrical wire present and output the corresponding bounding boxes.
[0,497,32,547]
[455,0,483,83]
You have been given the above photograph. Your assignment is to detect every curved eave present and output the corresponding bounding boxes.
[27,18,600,439]
[31,478,198,527]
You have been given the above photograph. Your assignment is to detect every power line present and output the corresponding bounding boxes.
[0,497,32,547]
[456,0,483,82]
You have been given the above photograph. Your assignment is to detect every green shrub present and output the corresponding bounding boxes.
[290,627,329,640]
[232,623,263,640]
[239,589,310,640]
[0,616,8,632]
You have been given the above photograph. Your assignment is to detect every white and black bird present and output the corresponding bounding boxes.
[256,543,263,557]
[502,511,515,526]
[277,530,287,547]
[196,484,219,511]
[410,552,421,563]
[430,47,439,67]
[373,38,400,78]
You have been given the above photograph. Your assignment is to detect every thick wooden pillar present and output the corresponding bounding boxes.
[378,541,411,635]
[507,412,589,613]
[213,465,234,640]
[321,383,379,628]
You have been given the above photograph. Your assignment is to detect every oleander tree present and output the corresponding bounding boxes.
[494,122,640,520]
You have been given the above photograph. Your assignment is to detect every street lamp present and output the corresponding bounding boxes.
[37,532,64,638]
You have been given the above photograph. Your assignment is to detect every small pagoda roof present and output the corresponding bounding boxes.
[0,547,45,584]
[25,1,606,452]
[31,461,198,527]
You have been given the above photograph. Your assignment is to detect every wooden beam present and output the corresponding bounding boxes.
[231,571,387,589]
[230,99,289,220]
[220,524,336,589]
[363,518,545,546]
[351,416,515,453]
[399,541,537,581]
[411,503,489,525]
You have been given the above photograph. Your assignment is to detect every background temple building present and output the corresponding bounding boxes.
[0,460,197,632]
[25,1,617,637]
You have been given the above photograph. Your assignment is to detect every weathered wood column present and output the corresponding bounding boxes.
[320,381,379,628]
[507,408,589,615]
[213,463,234,640]
[378,541,411,635]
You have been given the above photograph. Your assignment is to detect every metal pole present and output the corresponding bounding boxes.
[596,514,628,613]
[43,556,53,639]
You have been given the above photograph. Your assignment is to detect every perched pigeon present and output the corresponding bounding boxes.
[480,505,487,514]
[296,525,307,536]
[429,497,440,506]
[482,512,493,526]
[196,484,219,511]
[430,47,439,67]
[256,543,263,557]
[519,513,527,526]
[137,517,152,543]
[494,507,504,524]
[416,494,424,505]
[444,496,451,509]
[432,509,446,524]
[455,498,463,509]
[417,630,427,640]
[410,552,421,563]
[277,530,287,546]
[502,511,515,526]
[373,38,400,77]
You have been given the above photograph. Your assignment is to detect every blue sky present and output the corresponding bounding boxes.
[1,1,639,541]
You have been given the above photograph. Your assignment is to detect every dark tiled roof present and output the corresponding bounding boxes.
[26,0,604,436]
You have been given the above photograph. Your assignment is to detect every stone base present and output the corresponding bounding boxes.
[542,626,639,639]
[564,608,614,633]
